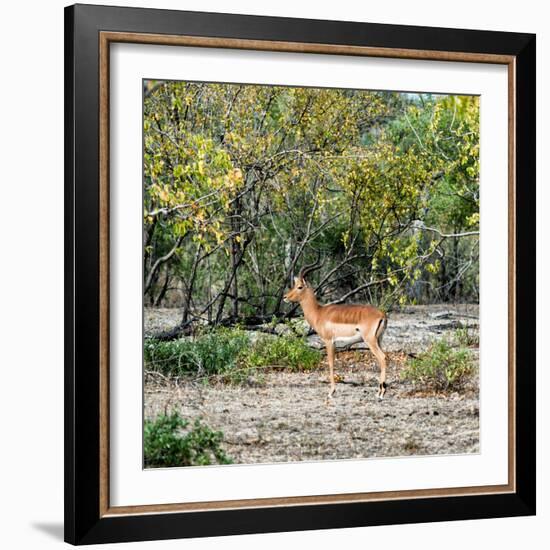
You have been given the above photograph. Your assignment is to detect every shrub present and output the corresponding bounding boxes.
[144,412,232,468]
[401,339,475,391]
[454,325,479,348]
[145,328,322,381]
[246,334,322,371]
[144,328,250,377]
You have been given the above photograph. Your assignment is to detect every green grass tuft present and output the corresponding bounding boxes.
[144,328,249,377]
[454,325,480,348]
[401,338,475,392]
[246,334,322,371]
[145,328,322,383]
[144,412,232,468]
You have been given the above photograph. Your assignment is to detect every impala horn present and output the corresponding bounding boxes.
[298,251,322,282]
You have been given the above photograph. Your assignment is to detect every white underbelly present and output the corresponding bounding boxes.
[333,333,364,347]
[325,322,364,347]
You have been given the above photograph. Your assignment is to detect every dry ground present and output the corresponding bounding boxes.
[144,305,479,465]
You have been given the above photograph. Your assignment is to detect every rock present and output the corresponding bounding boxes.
[429,310,454,319]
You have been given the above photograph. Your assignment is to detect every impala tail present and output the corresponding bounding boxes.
[376,315,388,344]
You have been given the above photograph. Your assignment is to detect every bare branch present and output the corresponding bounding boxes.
[413,221,479,239]
[144,236,183,294]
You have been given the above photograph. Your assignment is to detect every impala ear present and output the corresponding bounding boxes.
[293,276,301,285]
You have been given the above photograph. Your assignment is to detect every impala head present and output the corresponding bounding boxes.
[284,255,322,303]
[284,276,310,303]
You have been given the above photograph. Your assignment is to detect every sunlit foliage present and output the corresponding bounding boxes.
[143,81,479,326]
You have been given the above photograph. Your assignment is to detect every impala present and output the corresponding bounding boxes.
[284,260,388,399]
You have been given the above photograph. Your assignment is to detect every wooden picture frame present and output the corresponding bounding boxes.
[65,3,536,545]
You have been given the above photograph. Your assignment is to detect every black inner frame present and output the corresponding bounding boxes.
[65,4,536,545]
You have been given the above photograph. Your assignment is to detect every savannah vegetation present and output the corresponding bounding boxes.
[144,412,232,468]
[143,81,479,330]
[144,328,321,384]
[401,338,475,392]
[143,80,480,466]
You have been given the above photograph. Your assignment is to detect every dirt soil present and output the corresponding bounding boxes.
[144,304,479,465]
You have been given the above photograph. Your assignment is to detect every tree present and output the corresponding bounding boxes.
[143,81,480,336]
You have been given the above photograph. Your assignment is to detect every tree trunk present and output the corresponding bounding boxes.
[154,267,171,306]
[231,231,239,319]
[181,244,203,324]
[215,235,251,324]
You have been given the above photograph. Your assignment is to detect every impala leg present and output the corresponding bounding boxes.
[365,334,387,400]
[325,340,336,399]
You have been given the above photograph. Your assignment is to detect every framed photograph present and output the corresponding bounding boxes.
[64,3,536,545]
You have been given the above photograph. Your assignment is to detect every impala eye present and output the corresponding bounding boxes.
[297,286,303,290]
